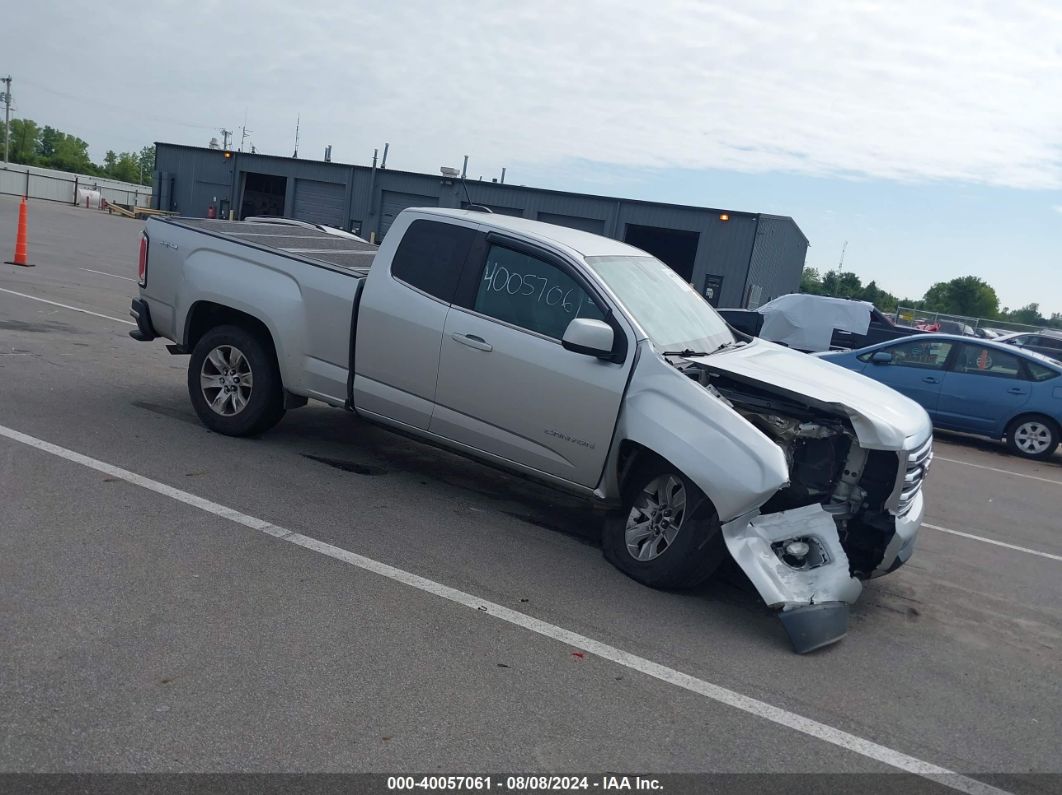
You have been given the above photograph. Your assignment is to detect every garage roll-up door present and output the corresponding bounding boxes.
[293,179,346,228]
[380,191,437,239]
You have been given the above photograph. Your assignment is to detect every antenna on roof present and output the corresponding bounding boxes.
[292,115,300,158]
[443,163,483,212]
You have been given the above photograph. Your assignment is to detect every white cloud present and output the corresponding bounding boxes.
[9,0,1062,189]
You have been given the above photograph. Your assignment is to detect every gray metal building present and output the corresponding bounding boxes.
[153,142,808,308]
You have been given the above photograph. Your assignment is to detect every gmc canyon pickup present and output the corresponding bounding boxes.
[130,209,932,653]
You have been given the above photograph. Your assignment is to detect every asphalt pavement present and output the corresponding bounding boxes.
[1,196,1060,793]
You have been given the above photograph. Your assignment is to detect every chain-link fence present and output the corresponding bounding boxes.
[894,307,1044,336]
[0,164,152,209]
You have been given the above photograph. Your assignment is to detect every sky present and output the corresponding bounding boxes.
[6,0,1061,313]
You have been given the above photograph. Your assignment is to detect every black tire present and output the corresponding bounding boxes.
[1005,414,1060,460]
[603,459,727,589]
[187,324,285,437]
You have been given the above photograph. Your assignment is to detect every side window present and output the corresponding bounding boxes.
[955,344,1022,378]
[472,244,605,340]
[390,220,477,303]
[1037,336,1062,351]
[864,339,953,368]
[1027,361,1060,382]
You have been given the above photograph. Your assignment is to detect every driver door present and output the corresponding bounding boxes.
[862,338,955,418]
[430,237,633,488]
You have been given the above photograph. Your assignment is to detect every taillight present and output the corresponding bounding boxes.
[138,233,148,287]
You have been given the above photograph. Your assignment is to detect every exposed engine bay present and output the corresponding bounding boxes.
[676,360,904,571]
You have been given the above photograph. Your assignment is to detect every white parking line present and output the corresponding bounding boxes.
[0,287,134,325]
[925,523,1062,562]
[80,267,135,282]
[0,422,1009,795]
[934,456,1061,486]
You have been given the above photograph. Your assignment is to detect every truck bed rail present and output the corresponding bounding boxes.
[161,218,377,273]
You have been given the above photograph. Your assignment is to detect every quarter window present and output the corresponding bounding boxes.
[1026,361,1060,382]
[955,345,1022,379]
[391,220,477,303]
[472,244,605,340]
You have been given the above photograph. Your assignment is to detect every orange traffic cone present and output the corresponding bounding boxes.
[6,196,34,267]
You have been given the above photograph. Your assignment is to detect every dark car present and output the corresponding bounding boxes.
[997,330,1062,361]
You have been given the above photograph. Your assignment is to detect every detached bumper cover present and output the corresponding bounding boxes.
[722,504,863,654]
[128,298,157,342]
[722,504,863,609]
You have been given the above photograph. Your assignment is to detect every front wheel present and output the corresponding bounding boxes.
[1005,415,1059,460]
[188,325,285,437]
[602,461,727,589]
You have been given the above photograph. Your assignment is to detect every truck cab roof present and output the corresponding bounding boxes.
[413,208,646,259]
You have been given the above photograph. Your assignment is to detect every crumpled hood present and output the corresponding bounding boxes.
[690,340,932,450]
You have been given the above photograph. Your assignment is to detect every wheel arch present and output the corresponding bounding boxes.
[1003,411,1060,440]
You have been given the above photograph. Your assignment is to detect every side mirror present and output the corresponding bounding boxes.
[562,318,614,358]
[869,350,894,364]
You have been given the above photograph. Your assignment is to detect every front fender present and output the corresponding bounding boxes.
[609,345,789,521]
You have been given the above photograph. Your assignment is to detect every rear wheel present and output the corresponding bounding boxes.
[603,460,726,589]
[188,325,285,437]
[1005,415,1059,460]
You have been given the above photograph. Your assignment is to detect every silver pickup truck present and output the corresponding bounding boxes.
[130,208,932,653]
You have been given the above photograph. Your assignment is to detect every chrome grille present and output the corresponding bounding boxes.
[898,437,933,515]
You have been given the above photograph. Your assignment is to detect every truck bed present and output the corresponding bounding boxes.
[163,218,378,273]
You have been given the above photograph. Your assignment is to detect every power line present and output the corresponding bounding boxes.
[19,78,218,131]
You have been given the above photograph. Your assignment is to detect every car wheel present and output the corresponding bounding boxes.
[1005,415,1059,460]
[188,324,285,437]
[602,460,727,589]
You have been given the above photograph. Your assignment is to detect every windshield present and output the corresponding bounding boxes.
[585,255,734,353]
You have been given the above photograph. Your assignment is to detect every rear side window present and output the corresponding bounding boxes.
[390,220,477,303]
[1036,336,1062,351]
[955,344,1022,378]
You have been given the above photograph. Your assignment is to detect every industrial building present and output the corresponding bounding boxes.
[152,142,808,308]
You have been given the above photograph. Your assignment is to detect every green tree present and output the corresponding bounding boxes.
[110,152,141,183]
[5,118,41,164]
[48,131,94,173]
[821,270,864,298]
[922,276,999,318]
[38,125,60,159]
[1005,303,1045,325]
[137,145,155,185]
[859,280,899,312]
[799,266,824,294]
[102,150,117,175]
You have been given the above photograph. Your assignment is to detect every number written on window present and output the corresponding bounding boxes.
[473,246,604,339]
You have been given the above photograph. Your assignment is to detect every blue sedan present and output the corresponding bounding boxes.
[819,334,1062,459]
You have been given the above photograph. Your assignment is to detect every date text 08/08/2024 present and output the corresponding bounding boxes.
[387,776,663,791]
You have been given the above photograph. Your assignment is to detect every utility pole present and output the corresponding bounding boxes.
[2,76,12,164]
[220,128,232,150]
[239,124,252,152]
[292,115,300,158]
[832,240,848,296]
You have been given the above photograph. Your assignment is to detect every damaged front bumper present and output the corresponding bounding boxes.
[721,492,924,654]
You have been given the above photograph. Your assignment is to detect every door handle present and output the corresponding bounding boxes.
[922,376,939,384]
[451,332,493,352]
[1007,387,1026,395]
